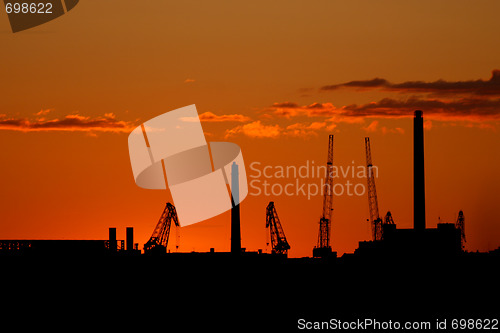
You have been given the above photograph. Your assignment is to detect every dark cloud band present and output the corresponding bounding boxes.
[321,70,500,96]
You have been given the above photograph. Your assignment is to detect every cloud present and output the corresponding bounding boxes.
[198,111,251,122]
[342,97,500,121]
[271,102,299,108]
[224,120,336,139]
[180,111,251,123]
[362,120,405,134]
[320,70,500,96]
[423,120,432,131]
[321,78,389,91]
[307,121,327,130]
[362,120,379,132]
[268,102,339,118]
[263,70,500,132]
[268,96,500,123]
[285,122,328,137]
[35,108,52,116]
[225,121,281,138]
[0,113,136,133]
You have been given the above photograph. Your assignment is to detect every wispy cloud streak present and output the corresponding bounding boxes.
[0,113,136,133]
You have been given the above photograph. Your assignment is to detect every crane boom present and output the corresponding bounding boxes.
[313,135,334,257]
[365,137,382,241]
[144,202,180,253]
[266,201,290,255]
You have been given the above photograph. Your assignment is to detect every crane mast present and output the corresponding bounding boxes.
[365,137,383,241]
[265,201,290,255]
[313,135,334,257]
[144,202,180,253]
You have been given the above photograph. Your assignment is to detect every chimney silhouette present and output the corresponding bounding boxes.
[126,227,134,251]
[413,110,426,231]
[231,162,241,255]
[109,228,117,252]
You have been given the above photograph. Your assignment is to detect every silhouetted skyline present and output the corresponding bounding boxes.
[0,1,499,257]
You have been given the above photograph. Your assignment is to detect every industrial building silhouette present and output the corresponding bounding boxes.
[355,110,463,258]
[0,110,495,262]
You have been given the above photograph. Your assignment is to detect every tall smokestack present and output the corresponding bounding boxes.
[126,227,134,251]
[109,227,117,252]
[413,110,426,231]
[231,161,241,255]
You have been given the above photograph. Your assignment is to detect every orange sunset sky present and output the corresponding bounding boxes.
[1,0,499,257]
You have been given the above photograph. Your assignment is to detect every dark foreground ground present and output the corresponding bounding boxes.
[1,252,498,332]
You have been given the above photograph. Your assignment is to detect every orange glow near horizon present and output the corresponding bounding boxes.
[0,1,499,257]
